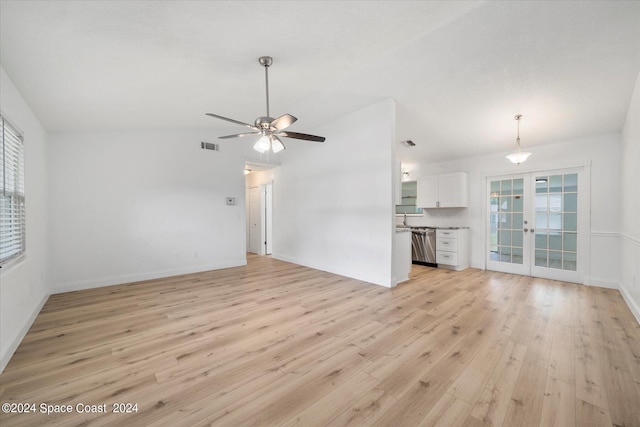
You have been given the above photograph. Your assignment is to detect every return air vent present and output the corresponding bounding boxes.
[201,141,219,151]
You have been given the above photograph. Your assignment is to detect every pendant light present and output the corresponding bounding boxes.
[506,114,531,165]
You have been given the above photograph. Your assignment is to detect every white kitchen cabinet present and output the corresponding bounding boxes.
[416,175,439,208]
[436,228,469,271]
[416,172,468,208]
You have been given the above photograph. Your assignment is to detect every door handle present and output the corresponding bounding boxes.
[530,229,535,233]
[523,228,528,232]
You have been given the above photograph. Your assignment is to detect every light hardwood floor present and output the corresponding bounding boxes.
[1,255,639,426]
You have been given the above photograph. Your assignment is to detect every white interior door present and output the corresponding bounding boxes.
[486,168,585,283]
[248,186,261,254]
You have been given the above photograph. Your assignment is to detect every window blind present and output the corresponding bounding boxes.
[1,115,25,265]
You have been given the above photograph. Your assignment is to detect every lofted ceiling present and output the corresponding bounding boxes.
[1,0,639,164]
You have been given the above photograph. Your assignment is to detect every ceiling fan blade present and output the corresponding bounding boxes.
[206,113,257,130]
[270,113,297,131]
[218,132,261,139]
[278,131,326,142]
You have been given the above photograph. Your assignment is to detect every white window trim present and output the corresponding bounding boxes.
[1,113,26,268]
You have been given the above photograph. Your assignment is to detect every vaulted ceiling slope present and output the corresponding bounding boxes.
[1,1,638,162]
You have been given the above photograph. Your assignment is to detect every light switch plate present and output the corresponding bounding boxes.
[226,197,235,205]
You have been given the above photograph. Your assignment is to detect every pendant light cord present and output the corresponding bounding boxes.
[515,114,522,152]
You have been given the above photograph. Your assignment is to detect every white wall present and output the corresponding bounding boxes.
[620,70,640,322]
[0,67,50,372]
[48,130,247,292]
[403,133,622,288]
[272,99,397,287]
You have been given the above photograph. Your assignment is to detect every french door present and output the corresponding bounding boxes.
[486,168,585,283]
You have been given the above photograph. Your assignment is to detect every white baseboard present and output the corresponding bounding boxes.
[272,253,391,288]
[619,284,640,325]
[51,259,247,294]
[0,292,49,374]
[586,278,619,289]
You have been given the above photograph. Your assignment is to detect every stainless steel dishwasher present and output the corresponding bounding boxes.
[411,227,437,266]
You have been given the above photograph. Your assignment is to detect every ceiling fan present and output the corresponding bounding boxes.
[206,56,325,153]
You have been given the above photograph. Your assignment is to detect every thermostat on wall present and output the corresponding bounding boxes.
[226,197,235,205]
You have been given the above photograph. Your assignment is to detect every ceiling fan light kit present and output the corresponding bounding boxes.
[506,114,532,165]
[206,56,325,154]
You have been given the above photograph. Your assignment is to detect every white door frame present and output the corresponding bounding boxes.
[262,182,273,255]
[483,163,591,284]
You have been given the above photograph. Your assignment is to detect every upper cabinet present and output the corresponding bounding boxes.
[417,172,468,208]
[396,181,423,215]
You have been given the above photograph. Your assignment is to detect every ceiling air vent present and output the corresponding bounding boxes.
[201,141,219,151]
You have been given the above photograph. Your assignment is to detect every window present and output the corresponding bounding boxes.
[1,114,25,266]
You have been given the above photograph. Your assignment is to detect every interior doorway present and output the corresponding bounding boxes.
[247,182,273,256]
[248,186,262,254]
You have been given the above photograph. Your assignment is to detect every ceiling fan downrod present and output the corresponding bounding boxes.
[259,56,273,118]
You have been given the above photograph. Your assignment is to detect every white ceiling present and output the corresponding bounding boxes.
[1,1,639,163]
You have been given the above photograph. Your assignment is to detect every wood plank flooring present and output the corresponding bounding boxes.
[1,255,639,426]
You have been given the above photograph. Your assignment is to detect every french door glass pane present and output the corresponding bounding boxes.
[564,174,578,192]
[564,193,577,212]
[563,252,577,271]
[501,197,512,212]
[512,230,523,247]
[536,177,548,193]
[513,213,523,228]
[564,213,577,231]
[512,247,523,264]
[535,250,547,266]
[533,173,578,272]
[549,233,562,250]
[513,178,524,194]
[513,196,523,212]
[536,212,547,229]
[549,251,562,268]
[549,213,562,230]
[501,180,512,195]
[549,175,562,193]
[500,246,511,262]
[563,233,577,251]
[535,233,547,249]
